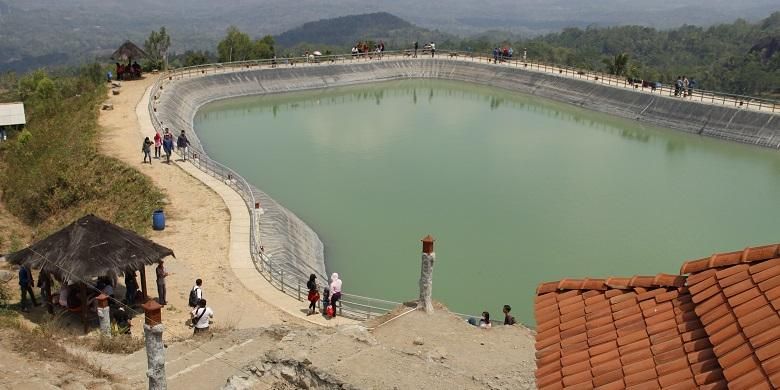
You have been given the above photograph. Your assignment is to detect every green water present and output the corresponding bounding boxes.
[194,79,780,325]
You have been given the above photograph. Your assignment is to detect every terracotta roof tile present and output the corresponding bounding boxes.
[535,243,780,389]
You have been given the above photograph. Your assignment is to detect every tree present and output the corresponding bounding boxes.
[182,50,212,67]
[602,53,630,76]
[217,26,253,62]
[144,27,171,70]
[252,35,275,59]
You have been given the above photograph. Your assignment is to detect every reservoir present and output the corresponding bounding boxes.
[194,79,780,325]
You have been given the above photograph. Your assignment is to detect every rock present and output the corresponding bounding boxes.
[413,337,425,345]
[337,324,378,345]
[222,375,257,390]
[111,89,120,95]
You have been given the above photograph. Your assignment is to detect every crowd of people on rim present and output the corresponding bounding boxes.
[108,61,142,82]
[492,46,515,63]
[306,272,342,318]
[141,127,190,164]
[674,75,697,97]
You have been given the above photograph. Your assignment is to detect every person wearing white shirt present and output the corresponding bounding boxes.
[191,299,213,334]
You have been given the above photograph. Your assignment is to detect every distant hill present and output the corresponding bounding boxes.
[275,12,443,49]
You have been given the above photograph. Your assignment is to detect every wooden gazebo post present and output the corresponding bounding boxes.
[80,283,88,334]
[139,267,149,302]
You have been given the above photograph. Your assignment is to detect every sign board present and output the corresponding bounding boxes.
[0,102,26,127]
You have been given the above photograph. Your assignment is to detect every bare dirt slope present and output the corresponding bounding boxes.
[97,76,306,339]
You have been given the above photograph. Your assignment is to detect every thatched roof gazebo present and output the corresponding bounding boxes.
[111,40,148,62]
[6,214,174,332]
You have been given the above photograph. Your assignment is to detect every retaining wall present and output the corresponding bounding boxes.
[154,58,780,277]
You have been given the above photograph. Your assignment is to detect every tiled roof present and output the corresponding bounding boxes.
[534,243,780,390]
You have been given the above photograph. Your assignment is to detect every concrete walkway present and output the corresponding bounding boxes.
[136,84,354,327]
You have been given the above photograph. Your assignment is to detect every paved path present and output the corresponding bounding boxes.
[136,84,354,328]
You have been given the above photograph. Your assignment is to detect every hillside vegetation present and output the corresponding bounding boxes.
[0,68,164,238]
[1,0,778,71]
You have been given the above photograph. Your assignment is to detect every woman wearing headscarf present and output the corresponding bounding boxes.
[306,274,319,315]
[329,273,342,318]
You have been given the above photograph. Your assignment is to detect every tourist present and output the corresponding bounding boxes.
[503,305,516,325]
[106,70,113,83]
[176,130,191,161]
[306,274,319,315]
[37,270,54,314]
[0,126,6,142]
[683,76,690,97]
[189,279,204,309]
[142,136,153,164]
[132,61,142,78]
[153,130,162,158]
[321,287,330,317]
[430,42,436,58]
[156,260,169,305]
[18,265,38,312]
[125,270,139,305]
[479,311,492,329]
[191,298,213,334]
[162,129,174,163]
[329,273,342,317]
[414,41,418,58]
[493,47,499,64]
[688,79,696,97]
[674,76,683,97]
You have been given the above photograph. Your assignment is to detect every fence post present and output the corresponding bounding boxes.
[281,270,285,293]
[297,280,301,301]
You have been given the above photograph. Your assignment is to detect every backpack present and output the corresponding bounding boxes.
[326,306,334,317]
[188,287,200,307]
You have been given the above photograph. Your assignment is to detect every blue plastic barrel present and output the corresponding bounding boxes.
[152,209,166,231]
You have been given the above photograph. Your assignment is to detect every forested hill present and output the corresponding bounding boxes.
[507,12,780,96]
[275,12,446,48]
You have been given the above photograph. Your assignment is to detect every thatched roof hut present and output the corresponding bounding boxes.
[7,214,173,280]
[6,214,173,332]
[111,40,148,62]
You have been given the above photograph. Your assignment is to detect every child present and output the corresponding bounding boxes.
[321,287,330,317]
[503,304,516,325]
[142,137,153,164]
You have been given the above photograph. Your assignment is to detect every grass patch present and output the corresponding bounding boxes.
[0,312,117,381]
[86,332,145,354]
[0,67,164,237]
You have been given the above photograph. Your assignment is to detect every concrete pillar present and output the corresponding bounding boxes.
[142,300,166,390]
[418,235,436,313]
[96,294,111,337]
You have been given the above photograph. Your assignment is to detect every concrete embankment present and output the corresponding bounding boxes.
[154,58,780,277]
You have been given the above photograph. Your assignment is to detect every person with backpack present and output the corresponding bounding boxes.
[321,287,330,317]
[153,130,162,159]
[189,279,204,309]
[191,299,213,334]
[306,274,319,315]
[162,129,174,164]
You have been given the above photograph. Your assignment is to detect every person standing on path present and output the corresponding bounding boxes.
[162,129,174,163]
[153,130,162,158]
[191,299,213,334]
[37,270,53,314]
[125,270,139,305]
[156,260,169,305]
[306,274,319,315]
[430,42,436,58]
[142,137,153,164]
[177,130,191,162]
[329,273,342,318]
[18,265,38,312]
[189,279,204,309]
[413,41,418,58]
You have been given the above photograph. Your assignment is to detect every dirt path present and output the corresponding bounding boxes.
[97,77,308,340]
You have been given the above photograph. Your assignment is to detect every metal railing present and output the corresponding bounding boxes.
[154,49,779,114]
[147,49,778,323]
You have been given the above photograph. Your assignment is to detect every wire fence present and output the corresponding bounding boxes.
[154,49,779,114]
[148,49,777,325]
